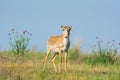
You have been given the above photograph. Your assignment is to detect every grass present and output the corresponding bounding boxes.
[5,28,120,80]
[0,51,120,80]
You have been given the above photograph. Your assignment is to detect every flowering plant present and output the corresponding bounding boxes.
[8,28,32,55]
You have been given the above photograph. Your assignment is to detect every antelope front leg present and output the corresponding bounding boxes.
[65,52,68,72]
[59,51,62,72]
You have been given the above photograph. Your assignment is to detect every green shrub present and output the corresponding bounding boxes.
[90,37,118,65]
[8,28,32,55]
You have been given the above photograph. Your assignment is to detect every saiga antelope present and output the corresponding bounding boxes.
[43,25,72,72]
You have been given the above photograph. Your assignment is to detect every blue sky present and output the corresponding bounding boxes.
[0,0,120,52]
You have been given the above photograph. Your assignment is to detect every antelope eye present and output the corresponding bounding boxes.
[62,29,65,31]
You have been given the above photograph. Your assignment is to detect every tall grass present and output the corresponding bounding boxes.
[0,48,120,80]
[81,37,120,66]
[94,38,119,64]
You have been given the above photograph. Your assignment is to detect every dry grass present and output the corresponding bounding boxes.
[0,51,120,80]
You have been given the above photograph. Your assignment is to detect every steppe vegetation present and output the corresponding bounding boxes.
[0,29,120,80]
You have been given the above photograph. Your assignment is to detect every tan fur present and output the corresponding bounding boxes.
[47,35,64,47]
[43,25,72,72]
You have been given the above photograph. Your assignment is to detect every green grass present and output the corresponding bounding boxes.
[0,51,120,80]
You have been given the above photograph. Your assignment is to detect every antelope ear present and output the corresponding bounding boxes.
[61,25,65,31]
[69,26,72,30]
